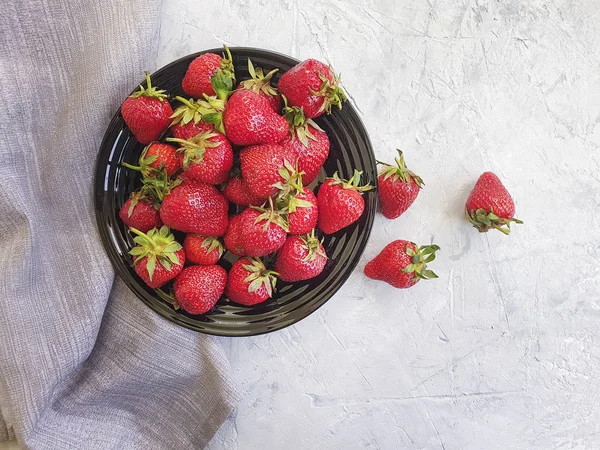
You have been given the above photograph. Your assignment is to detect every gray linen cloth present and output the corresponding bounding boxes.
[0,1,239,448]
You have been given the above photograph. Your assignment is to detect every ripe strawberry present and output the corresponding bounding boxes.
[280,187,318,235]
[239,203,288,257]
[167,131,233,185]
[237,59,281,112]
[121,72,173,144]
[173,265,227,314]
[377,150,423,219]
[280,103,330,185]
[170,96,216,140]
[119,191,162,233]
[182,46,235,99]
[225,257,278,306]
[278,59,346,118]
[184,235,224,265]
[224,213,246,256]
[364,240,439,289]
[317,170,373,234]
[129,226,185,288]
[466,172,523,235]
[122,142,183,177]
[160,181,229,236]
[223,175,266,207]
[275,231,327,282]
[239,144,299,199]
[222,90,288,146]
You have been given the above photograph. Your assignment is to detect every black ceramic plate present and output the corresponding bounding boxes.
[95,47,377,337]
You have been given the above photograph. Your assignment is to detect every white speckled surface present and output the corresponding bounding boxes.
[3,1,598,449]
[159,1,599,449]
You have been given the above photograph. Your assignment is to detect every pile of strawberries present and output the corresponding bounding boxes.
[118,46,523,316]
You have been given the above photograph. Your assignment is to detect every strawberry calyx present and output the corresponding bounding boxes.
[170,96,212,126]
[129,226,183,281]
[250,198,290,233]
[328,170,373,192]
[241,257,279,297]
[466,208,523,235]
[276,172,313,213]
[122,142,161,178]
[377,149,424,188]
[240,58,279,98]
[402,244,440,280]
[141,167,182,202]
[300,230,327,262]
[273,158,304,197]
[167,131,220,168]
[200,236,224,258]
[309,70,346,115]
[129,72,168,101]
[126,189,155,218]
[210,46,236,101]
[199,93,226,135]
[282,96,325,147]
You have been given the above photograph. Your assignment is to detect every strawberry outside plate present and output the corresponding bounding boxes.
[94,47,378,336]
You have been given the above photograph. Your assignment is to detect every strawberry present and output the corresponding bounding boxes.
[317,170,373,234]
[183,235,224,265]
[239,203,288,257]
[129,226,185,289]
[225,257,278,306]
[239,144,299,199]
[222,90,288,146]
[167,131,233,185]
[377,150,423,219]
[223,175,266,207]
[182,46,235,99]
[122,142,183,178]
[466,172,523,235]
[275,231,327,282]
[237,59,281,113]
[173,265,227,314]
[280,101,330,185]
[278,59,346,118]
[121,72,173,144]
[364,240,439,289]
[280,187,318,235]
[224,213,246,256]
[170,96,216,140]
[119,191,162,233]
[160,181,229,236]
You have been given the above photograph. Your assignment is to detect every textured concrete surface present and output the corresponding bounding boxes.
[155,1,600,449]
[3,1,597,449]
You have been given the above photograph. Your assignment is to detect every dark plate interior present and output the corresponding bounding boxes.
[94,47,377,336]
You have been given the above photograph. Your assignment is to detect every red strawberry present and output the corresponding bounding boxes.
[466,172,523,235]
[237,59,281,113]
[377,150,423,219]
[239,204,288,257]
[119,191,162,233]
[225,257,278,306]
[223,175,266,207]
[122,142,183,178]
[223,90,288,146]
[168,131,233,185]
[224,213,246,256]
[173,265,227,314]
[170,96,216,140]
[317,170,373,234]
[280,188,318,235]
[184,235,224,265]
[160,181,229,236]
[182,46,235,99]
[364,240,439,289]
[129,226,185,288]
[121,72,173,144]
[278,59,346,118]
[280,103,330,185]
[275,231,327,282]
[239,144,299,199]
